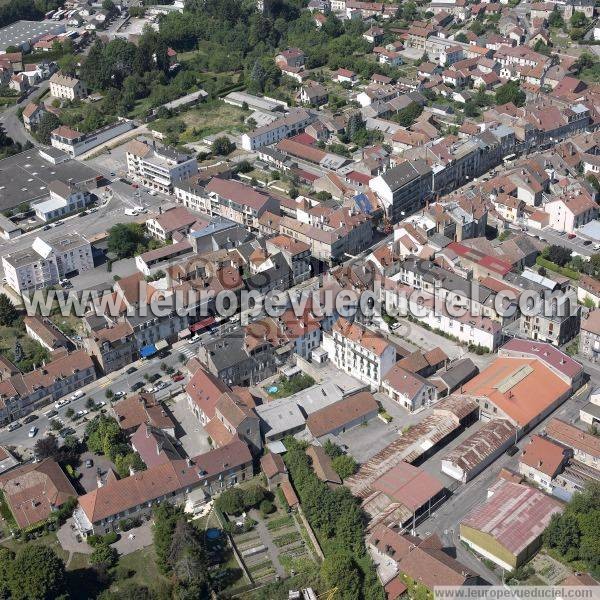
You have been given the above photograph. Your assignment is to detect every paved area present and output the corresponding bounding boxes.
[78,451,117,493]
[248,509,286,579]
[57,518,93,555]
[113,521,153,555]
[170,392,212,457]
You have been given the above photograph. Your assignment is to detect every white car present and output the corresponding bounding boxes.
[55,398,70,409]
[188,334,200,344]
[28,426,38,438]
[75,409,89,418]
[70,390,85,401]
[114,391,126,399]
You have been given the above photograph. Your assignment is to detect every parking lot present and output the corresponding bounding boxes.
[78,451,118,493]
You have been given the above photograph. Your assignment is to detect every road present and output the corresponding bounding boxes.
[538,227,595,257]
[0,325,230,451]
[0,81,48,146]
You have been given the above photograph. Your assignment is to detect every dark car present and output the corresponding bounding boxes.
[131,381,144,392]
[23,414,38,424]
[506,445,519,456]
[126,367,137,375]
[583,240,592,246]
[149,373,160,383]
[59,427,75,439]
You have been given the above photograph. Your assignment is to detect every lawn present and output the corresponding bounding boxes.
[2,531,69,564]
[267,374,315,399]
[148,100,250,143]
[110,546,171,595]
[0,322,50,373]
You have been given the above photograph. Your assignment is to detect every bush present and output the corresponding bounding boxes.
[215,487,245,515]
[243,485,266,508]
[104,531,118,545]
[90,543,119,568]
[260,499,275,517]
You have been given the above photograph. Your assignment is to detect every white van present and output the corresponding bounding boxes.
[70,390,85,401]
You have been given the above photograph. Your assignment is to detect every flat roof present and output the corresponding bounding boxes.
[0,149,100,211]
[0,20,64,51]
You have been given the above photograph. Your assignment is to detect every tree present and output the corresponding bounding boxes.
[34,435,61,460]
[242,484,266,508]
[0,547,13,599]
[35,112,61,145]
[464,100,478,118]
[212,136,235,156]
[495,80,526,107]
[8,546,67,600]
[323,439,343,459]
[392,101,423,127]
[548,8,564,28]
[0,294,18,326]
[153,503,184,573]
[544,513,580,556]
[546,244,572,267]
[321,552,362,600]
[215,487,245,514]
[332,455,358,480]
[90,544,118,568]
[455,33,468,43]
[102,0,115,11]
[107,223,147,259]
[570,11,589,29]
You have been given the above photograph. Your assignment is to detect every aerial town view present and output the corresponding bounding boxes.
[0,0,599,598]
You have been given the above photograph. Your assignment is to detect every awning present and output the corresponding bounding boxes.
[178,328,191,339]
[190,316,216,333]
[155,339,168,350]
[140,344,157,358]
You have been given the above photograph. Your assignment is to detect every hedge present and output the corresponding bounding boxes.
[536,256,580,281]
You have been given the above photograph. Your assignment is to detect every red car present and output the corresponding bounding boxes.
[172,374,184,382]
[567,233,576,239]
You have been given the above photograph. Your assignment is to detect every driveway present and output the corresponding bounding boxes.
[78,451,117,493]
[57,518,93,556]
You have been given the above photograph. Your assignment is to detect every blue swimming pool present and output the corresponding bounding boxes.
[267,386,278,394]
[206,528,221,540]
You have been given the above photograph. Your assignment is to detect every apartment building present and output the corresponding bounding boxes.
[322,317,396,390]
[381,363,437,411]
[2,233,93,295]
[544,189,598,234]
[73,438,253,536]
[241,108,315,151]
[0,350,96,424]
[125,139,198,193]
[518,435,570,493]
[145,206,206,242]
[49,71,87,100]
[519,294,581,346]
[204,178,280,231]
[369,160,433,223]
[265,235,311,284]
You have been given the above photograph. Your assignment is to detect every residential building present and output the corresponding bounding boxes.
[518,435,570,492]
[49,71,87,100]
[0,350,96,424]
[580,389,600,428]
[145,207,207,242]
[460,479,562,571]
[322,317,396,390]
[545,418,600,471]
[125,139,198,193]
[73,438,253,535]
[2,233,93,296]
[519,293,581,346]
[369,160,433,223]
[204,178,280,231]
[381,364,437,411]
[21,101,46,131]
[0,459,76,529]
[260,453,287,489]
[298,81,328,106]
[579,309,600,362]
[112,392,176,437]
[265,235,311,284]
[84,321,136,374]
[544,190,598,234]
[241,109,315,151]
[23,315,72,352]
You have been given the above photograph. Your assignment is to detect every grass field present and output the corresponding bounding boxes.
[149,100,249,143]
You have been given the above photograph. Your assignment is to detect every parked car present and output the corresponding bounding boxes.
[59,427,75,439]
[506,445,519,456]
[76,409,89,418]
[126,367,137,375]
[568,233,576,239]
[55,398,70,409]
[28,426,38,438]
[85,459,93,468]
[149,373,160,383]
[114,391,126,399]
[43,409,58,419]
[131,381,144,392]
[172,374,184,382]
[23,414,38,424]
[7,421,21,432]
